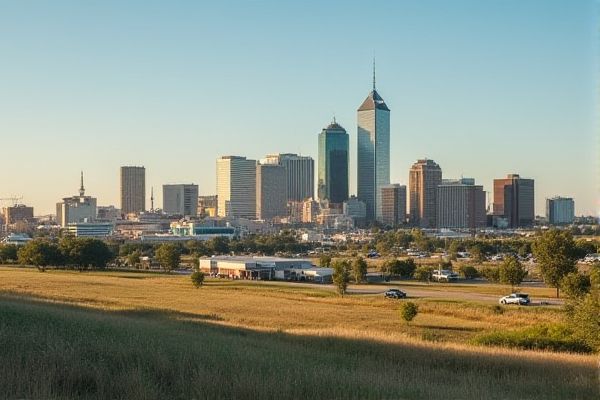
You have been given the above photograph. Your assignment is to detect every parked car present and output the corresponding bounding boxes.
[499,293,530,305]
[384,289,407,299]
[431,269,459,282]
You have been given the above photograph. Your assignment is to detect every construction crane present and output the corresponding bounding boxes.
[0,196,24,207]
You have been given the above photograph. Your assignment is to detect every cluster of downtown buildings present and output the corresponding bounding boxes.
[1,76,578,241]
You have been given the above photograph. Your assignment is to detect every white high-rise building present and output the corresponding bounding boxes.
[216,156,256,219]
[357,65,390,222]
[163,184,199,216]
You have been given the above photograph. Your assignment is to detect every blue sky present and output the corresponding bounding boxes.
[0,0,597,215]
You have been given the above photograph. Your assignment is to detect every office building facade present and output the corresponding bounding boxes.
[380,184,407,227]
[436,178,486,229]
[120,166,146,214]
[409,159,442,228]
[216,156,256,219]
[493,174,535,228]
[318,120,349,204]
[163,184,199,216]
[357,77,390,222]
[256,163,287,220]
[546,196,574,225]
[262,153,314,202]
[56,173,97,227]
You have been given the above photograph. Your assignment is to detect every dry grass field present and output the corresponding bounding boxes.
[0,266,598,399]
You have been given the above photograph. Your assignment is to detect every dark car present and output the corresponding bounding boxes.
[384,289,407,299]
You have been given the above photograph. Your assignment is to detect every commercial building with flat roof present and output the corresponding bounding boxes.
[262,153,314,202]
[409,159,442,228]
[256,163,287,220]
[120,166,146,214]
[436,178,486,229]
[493,174,534,228]
[198,256,332,283]
[163,184,199,216]
[217,156,256,219]
[546,196,574,225]
[380,184,406,227]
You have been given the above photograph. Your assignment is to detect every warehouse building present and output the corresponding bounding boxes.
[198,256,333,283]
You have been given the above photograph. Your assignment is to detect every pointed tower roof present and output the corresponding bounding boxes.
[358,59,390,112]
[358,90,390,112]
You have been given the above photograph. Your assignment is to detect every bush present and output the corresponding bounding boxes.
[560,272,591,299]
[481,266,500,283]
[400,302,418,324]
[471,324,592,353]
[191,271,205,288]
[458,265,479,280]
[413,266,433,282]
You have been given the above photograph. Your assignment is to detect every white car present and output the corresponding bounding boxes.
[499,293,530,305]
[431,269,459,282]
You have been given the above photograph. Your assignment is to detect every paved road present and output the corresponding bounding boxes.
[224,278,563,306]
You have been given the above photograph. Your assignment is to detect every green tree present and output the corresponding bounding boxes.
[59,237,113,270]
[319,254,332,268]
[499,255,528,291]
[458,265,479,280]
[480,266,500,283]
[155,243,181,272]
[560,272,591,299]
[468,243,486,263]
[17,240,61,271]
[413,265,433,283]
[567,289,600,352]
[208,236,230,255]
[191,271,205,288]
[448,241,461,261]
[351,257,367,283]
[532,229,578,298]
[332,260,351,296]
[412,229,433,252]
[0,244,19,264]
[127,250,142,269]
[400,302,418,324]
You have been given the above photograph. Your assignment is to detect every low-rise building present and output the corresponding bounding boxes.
[65,222,114,237]
[198,256,332,282]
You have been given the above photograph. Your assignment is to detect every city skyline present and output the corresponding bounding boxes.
[0,1,596,216]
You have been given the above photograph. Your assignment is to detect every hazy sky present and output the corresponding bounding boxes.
[0,0,597,216]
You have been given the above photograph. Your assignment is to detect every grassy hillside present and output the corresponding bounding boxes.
[0,296,597,399]
[0,267,597,399]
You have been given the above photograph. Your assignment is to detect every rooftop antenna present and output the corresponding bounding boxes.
[79,171,85,197]
[372,56,376,91]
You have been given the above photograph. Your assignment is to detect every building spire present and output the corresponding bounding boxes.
[150,186,154,212]
[372,57,376,91]
[79,171,85,197]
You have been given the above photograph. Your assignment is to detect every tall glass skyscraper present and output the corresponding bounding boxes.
[318,120,349,204]
[357,72,390,222]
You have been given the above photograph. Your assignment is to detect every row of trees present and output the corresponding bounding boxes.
[16,237,114,271]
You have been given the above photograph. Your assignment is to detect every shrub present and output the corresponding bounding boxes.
[458,265,479,280]
[560,272,591,299]
[471,324,592,353]
[191,271,205,288]
[491,305,504,315]
[400,302,418,324]
[481,266,500,283]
